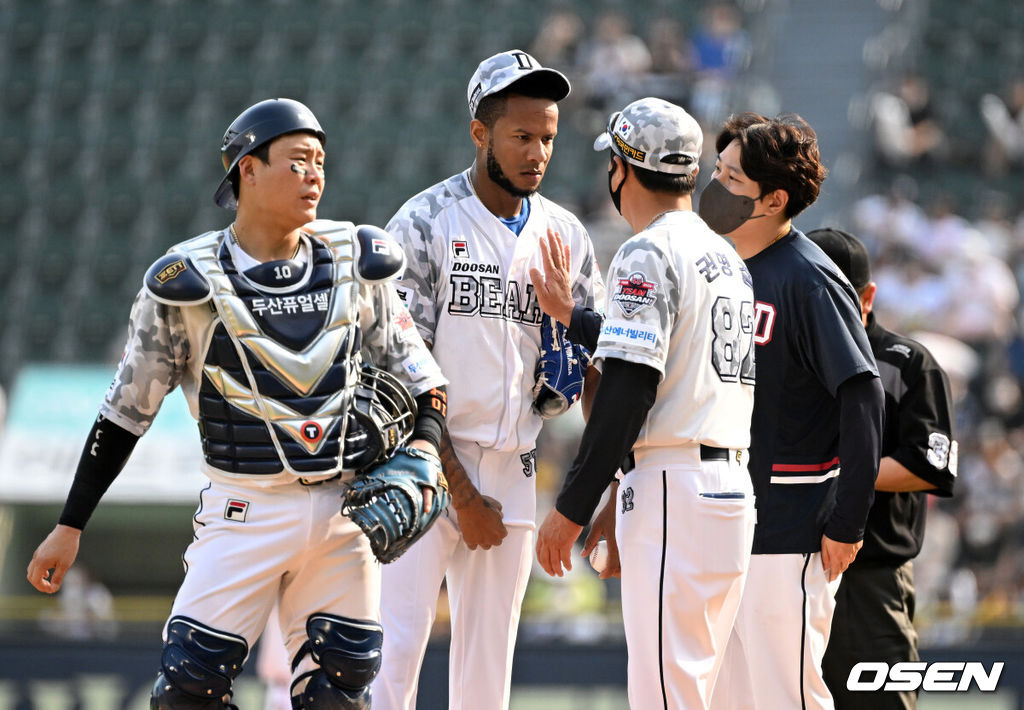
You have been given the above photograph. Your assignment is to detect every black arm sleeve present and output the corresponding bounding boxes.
[412,386,447,452]
[58,415,141,530]
[567,304,604,352]
[555,358,659,526]
[824,372,885,543]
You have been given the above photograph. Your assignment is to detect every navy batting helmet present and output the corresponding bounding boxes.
[214,98,326,210]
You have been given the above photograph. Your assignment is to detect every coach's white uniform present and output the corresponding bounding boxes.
[596,210,755,709]
[376,169,604,710]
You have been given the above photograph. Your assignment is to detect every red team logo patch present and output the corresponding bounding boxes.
[301,421,323,443]
[225,499,249,522]
[613,271,657,316]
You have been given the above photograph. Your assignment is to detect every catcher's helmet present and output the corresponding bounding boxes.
[343,364,418,472]
[214,98,326,210]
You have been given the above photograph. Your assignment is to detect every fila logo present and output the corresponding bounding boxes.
[301,421,323,443]
[372,239,390,255]
[847,661,1003,692]
[753,301,776,345]
[451,241,469,258]
[225,499,250,522]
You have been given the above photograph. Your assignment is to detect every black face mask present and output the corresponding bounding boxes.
[697,178,760,234]
[608,159,626,215]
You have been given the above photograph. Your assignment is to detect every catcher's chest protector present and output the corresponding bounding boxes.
[177,228,364,478]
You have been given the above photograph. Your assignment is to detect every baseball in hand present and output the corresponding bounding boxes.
[589,539,609,573]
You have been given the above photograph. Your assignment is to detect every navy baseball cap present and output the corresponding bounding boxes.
[807,228,872,289]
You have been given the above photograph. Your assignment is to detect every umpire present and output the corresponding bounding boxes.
[810,228,957,710]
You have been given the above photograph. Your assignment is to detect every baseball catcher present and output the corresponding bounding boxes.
[532,313,592,419]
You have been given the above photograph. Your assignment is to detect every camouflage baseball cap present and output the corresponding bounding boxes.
[593,97,702,175]
[467,50,570,118]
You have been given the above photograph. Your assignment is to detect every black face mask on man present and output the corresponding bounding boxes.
[607,158,626,215]
[697,178,764,234]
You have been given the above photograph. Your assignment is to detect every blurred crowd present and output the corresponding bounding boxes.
[870,71,1024,178]
[858,25,1024,635]
[846,175,1024,642]
[526,2,771,267]
[529,2,754,134]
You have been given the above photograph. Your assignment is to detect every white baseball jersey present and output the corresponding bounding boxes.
[600,210,757,708]
[386,169,604,523]
[593,210,754,451]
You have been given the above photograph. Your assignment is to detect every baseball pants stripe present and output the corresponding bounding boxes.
[712,552,841,710]
[618,451,754,710]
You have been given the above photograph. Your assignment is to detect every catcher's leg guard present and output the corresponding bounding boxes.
[150,616,247,709]
[289,614,383,709]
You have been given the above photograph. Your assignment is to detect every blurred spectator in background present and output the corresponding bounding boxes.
[974,191,1016,261]
[980,76,1024,177]
[642,15,696,107]
[869,73,948,169]
[528,8,585,76]
[850,175,930,257]
[576,11,651,115]
[37,566,118,641]
[689,2,752,129]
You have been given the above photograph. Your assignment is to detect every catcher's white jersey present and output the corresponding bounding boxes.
[593,210,754,450]
[386,170,604,523]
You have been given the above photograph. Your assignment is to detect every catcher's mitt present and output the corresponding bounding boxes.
[341,446,450,563]
[532,314,592,419]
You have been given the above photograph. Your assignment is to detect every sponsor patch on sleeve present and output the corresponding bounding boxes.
[612,271,658,317]
[393,307,416,338]
[600,320,658,350]
[402,353,440,380]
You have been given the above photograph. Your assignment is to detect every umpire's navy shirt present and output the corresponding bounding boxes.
[745,228,878,554]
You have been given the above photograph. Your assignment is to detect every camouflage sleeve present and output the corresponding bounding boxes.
[386,203,442,345]
[359,281,447,398]
[99,289,190,437]
[592,236,677,377]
